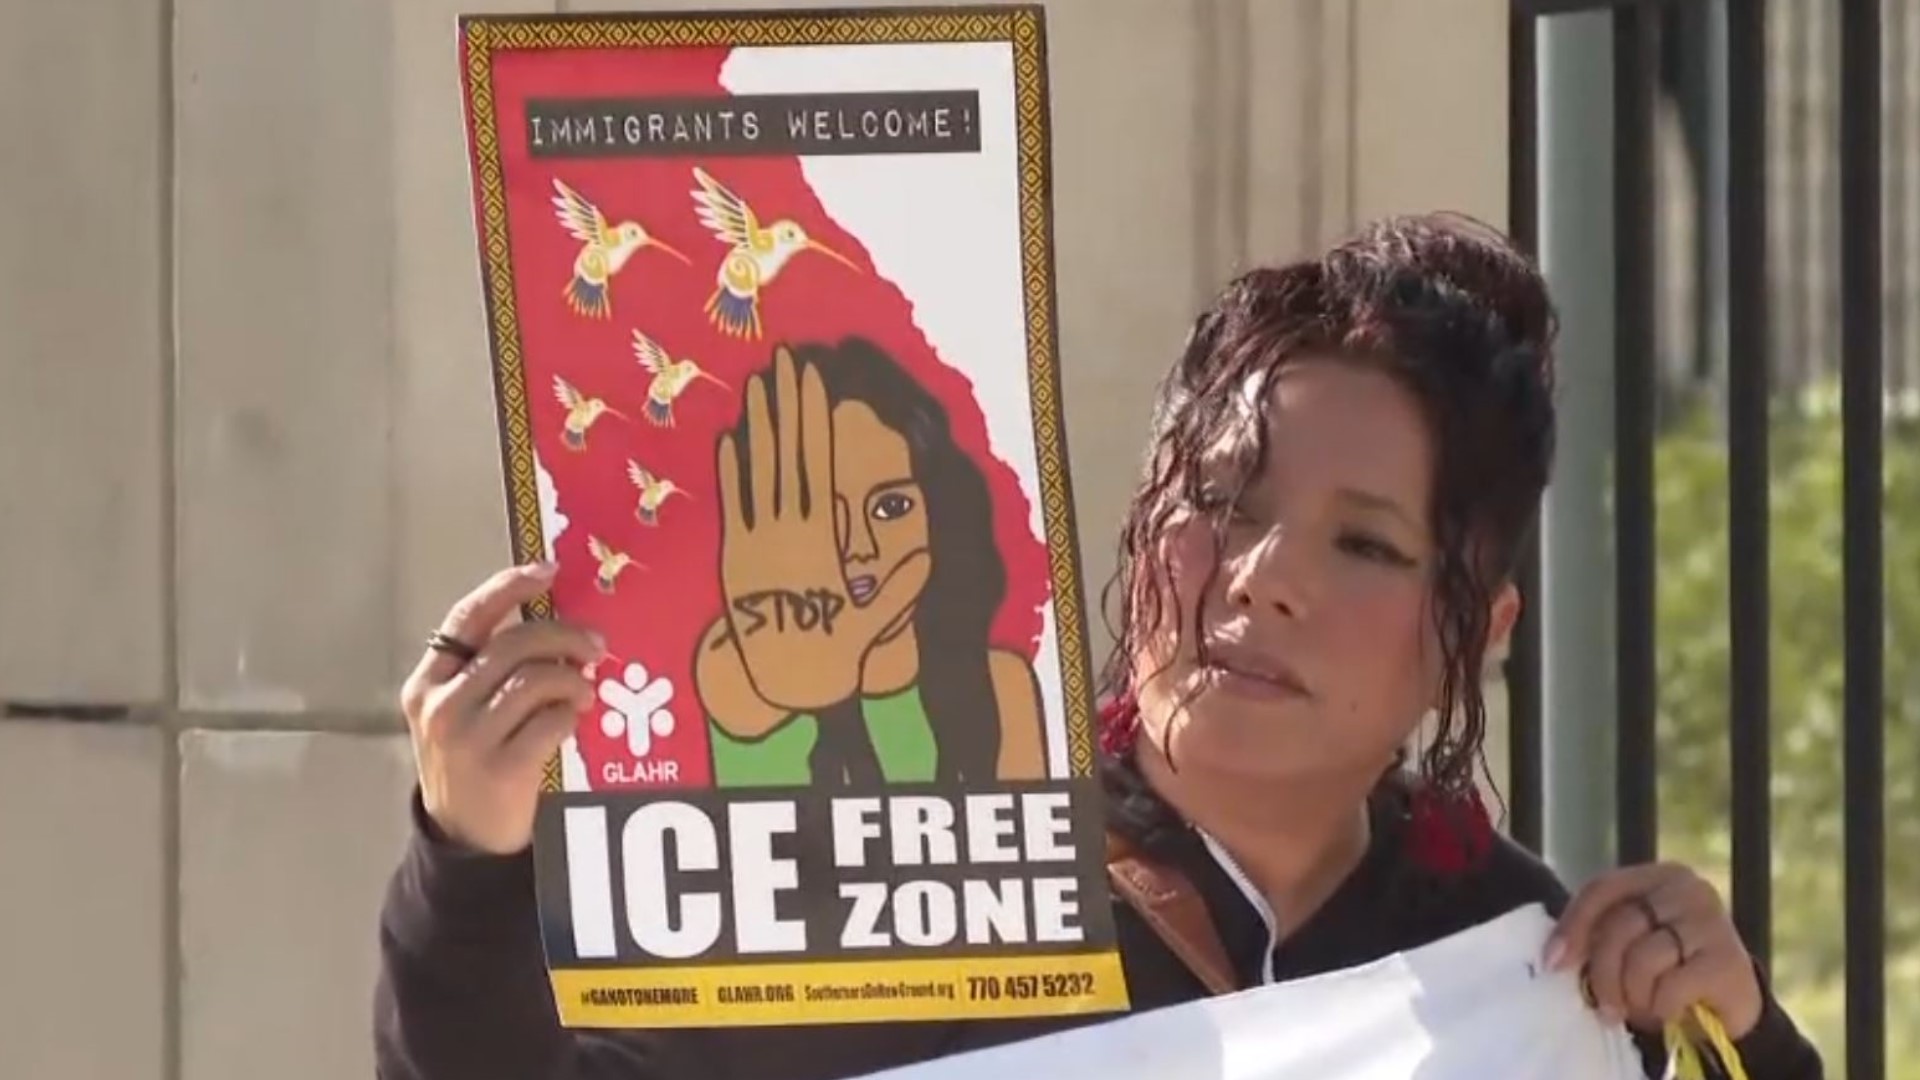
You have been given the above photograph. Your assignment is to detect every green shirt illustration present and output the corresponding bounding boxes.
[708,684,939,786]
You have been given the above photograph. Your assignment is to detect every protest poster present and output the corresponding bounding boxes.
[455,4,1128,1030]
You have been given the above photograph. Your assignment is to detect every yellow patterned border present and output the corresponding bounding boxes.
[457,6,1093,790]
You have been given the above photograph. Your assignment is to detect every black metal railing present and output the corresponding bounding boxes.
[1505,1,1886,1076]
[1612,1,1660,871]
[1725,0,1773,976]
[1837,2,1885,1076]
[1505,6,1544,855]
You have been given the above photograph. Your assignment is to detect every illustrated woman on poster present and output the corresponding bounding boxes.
[692,338,1048,786]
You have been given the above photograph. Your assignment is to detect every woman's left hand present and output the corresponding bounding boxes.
[1543,862,1764,1038]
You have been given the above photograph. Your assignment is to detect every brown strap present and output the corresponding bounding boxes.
[1105,830,1237,996]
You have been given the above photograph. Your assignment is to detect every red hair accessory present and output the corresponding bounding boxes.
[1407,782,1494,876]
[1097,694,1141,756]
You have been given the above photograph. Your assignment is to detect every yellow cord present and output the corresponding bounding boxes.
[1665,1004,1749,1080]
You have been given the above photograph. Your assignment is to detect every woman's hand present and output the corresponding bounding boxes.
[1544,862,1764,1039]
[400,562,605,856]
[714,347,928,712]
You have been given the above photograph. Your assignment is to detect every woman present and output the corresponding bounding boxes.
[374,214,1824,1079]
[694,337,1048,787]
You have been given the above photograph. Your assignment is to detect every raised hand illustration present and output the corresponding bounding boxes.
[713,346,930,712]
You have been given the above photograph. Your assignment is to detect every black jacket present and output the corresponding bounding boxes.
[373,760,1823,1079]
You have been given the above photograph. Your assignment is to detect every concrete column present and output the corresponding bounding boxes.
[1539,10,1619,887]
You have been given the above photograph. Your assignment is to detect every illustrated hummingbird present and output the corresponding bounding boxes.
[551,177,690,319]
[586,535,640,594]
[630,329,728,428]
[552,375,628,451]
[689,166,860,339]
[626,459,688,526]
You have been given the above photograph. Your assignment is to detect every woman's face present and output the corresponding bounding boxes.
[831,400,930,619]
[1133,357,1508,785]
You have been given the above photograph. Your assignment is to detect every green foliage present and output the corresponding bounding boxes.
[1652,384,1920,1076]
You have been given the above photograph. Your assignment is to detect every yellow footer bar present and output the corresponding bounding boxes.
[552,951,1131,1028]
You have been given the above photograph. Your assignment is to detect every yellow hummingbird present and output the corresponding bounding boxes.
[626,459,689,526]
[586,535,640,594]
[630,329,728,428]
[689,166,861,339]
[552,375,629,451]
[551,177,690,319]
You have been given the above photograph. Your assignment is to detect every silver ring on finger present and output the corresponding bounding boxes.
[1626,893,1663,934]
[1658,922,1691,963]
[426,629,481,665]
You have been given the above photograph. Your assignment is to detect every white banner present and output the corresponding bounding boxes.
[858,904,1649,1079]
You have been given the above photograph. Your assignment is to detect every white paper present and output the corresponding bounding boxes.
[857,904,1648,1080]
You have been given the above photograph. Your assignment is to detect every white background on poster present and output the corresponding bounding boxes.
[723,41,1073,777]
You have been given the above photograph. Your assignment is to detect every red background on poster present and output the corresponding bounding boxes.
[475,45,1051,791]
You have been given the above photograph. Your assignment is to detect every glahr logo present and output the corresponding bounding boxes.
[599,660,676,757]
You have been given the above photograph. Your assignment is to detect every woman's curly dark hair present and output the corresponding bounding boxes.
[1097,212,1558,800]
